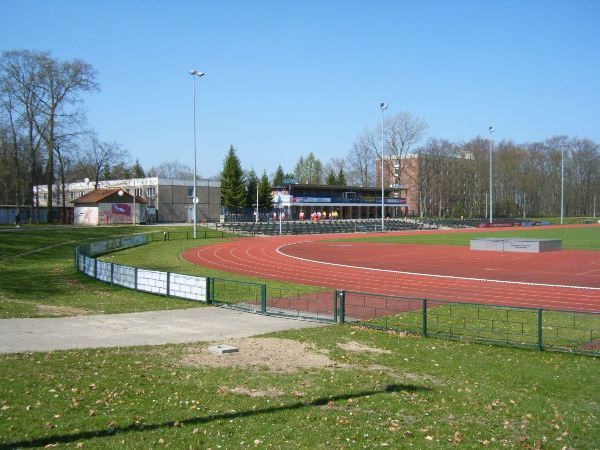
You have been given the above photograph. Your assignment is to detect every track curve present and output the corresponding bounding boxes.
[182,227,600,313]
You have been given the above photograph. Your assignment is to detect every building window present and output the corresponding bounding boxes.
[79,191,85,197]
[187,187,193,197]
[43,193,47,200]
[134,187,143,197]
[146,187,156,197]
[69,192,75,199]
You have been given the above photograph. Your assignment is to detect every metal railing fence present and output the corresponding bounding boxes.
[73,235,600,356]
[337,290,600,356]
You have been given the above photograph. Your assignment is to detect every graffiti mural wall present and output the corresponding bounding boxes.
[98,203,132,224]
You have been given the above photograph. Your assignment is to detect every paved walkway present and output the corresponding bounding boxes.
[0,308,326,354]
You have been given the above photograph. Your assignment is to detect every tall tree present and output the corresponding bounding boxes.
[245,169,259,209]
[80,134,128,189]
[326,169,337,185]
[220,145,246,209]
[258,171,273,211]
[294,152,323,184]
[32,52,98,222]
[131,159,145,178]
[1,50,47,222]
[337,167,346,186]
[272,164,285,186]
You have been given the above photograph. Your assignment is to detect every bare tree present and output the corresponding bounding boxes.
[346,131,377,186]
[78,133,128,189]
[30,51,98,222]
[1,50,47,222]
[147,160,194,179]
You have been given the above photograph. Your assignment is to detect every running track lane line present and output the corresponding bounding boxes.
[182,236,600,312]
[275,242,600,291]
[185,238,600,311]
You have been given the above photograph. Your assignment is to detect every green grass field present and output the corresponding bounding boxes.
[1,224,600,448]
[0,225,226,318]
[1,326,599,449]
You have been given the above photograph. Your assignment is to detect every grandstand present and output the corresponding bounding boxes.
[218,218,429,236]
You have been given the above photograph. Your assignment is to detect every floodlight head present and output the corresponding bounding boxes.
[380,102,388,110]
[489,126,495,133]
[189,70,205,77]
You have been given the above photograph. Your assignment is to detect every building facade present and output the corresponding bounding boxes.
[376,155,419,215]
[272,183,408,220]
[35,177,221,223]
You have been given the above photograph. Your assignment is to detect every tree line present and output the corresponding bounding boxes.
[346,113,599,218]
[3,49,598,222]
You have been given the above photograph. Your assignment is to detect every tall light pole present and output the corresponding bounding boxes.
[488,126,495,224]
[380,102,388,231]
[560,145,564,225]
[190,69,205,239]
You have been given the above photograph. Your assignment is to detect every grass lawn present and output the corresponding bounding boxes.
[0,226,226,319]
[335,225,600,250]
[1,326,598,449]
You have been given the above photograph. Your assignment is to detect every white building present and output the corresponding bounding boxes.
[35,177,221,223]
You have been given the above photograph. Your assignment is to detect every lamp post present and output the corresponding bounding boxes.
[132,179,137,226]
[488,126,495,224]
[190,69,205,239]
[256,183,259,224]
[560,145,564,225]
[380,102,388,231]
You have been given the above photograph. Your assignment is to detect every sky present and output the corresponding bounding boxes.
[2,0,599,179]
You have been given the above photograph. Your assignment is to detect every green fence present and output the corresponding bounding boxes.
[337,290,600,356]
[74,234,336,322]
[149,230,225,241]
[73,235,600,357]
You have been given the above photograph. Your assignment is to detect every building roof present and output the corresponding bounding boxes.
[72,188,146,204]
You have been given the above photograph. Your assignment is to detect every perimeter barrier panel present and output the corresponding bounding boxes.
[341,290,600,356]
[73,234,600,355]
[265,287,338,322]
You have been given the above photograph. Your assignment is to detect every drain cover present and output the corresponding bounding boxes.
[207,345,239,354]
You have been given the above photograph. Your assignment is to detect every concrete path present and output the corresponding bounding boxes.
[0,308,326,354]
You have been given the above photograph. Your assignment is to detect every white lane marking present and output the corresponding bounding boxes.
[275,242,600,291]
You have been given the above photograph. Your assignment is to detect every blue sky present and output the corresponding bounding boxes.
[2,0,599,178]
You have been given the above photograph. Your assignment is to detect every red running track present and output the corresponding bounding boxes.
[182,226,600,313]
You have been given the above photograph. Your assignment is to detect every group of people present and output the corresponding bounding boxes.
[299,210,338,222]
[272,210,340,222]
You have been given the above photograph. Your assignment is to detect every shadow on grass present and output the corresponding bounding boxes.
[0,384,428,449]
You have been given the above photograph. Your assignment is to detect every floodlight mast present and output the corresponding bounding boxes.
[489,126,495,224]
[380,102,388,232]
[190,69,205,238]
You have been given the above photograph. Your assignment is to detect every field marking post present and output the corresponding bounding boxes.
[261,284,267,314]
[333,290,338,323]
[339,290,345,324]
[537,308,543,352]
[422,299,428,337]
[205,277,212,304]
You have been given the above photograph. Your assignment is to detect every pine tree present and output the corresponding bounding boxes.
[337,167,346,186]
[258,171,274,211]
[272,164,285,187]
[132,159,145,178]
[326,169,337,185]
[220,146,246,209]
[245,169,259,208]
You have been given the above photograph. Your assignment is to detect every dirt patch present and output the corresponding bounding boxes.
[35,304,94,316]
[181,337,345,373]
[64,279,88,289]
[219,386,284,398]
[337,341,392,354]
